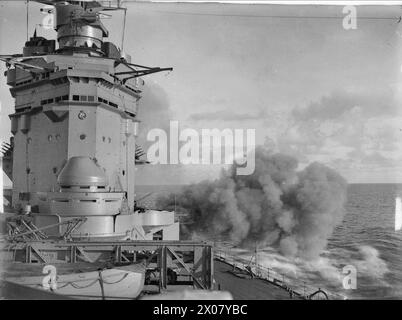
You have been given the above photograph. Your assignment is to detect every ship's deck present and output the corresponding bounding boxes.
[1,260,299,300]
[140,260,297,300]
[213,260,298,300]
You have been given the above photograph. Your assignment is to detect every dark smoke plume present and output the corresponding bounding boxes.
[157,146,347,260]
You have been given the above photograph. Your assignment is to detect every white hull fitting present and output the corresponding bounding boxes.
[2,263,146,300]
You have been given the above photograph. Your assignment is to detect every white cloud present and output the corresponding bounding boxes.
[277,89,402,182]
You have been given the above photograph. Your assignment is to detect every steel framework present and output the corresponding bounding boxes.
[1,240,214,290]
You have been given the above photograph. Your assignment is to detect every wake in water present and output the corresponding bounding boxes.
[223,244,391,299]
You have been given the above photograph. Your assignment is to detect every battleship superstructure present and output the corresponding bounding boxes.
[1,0,178,240]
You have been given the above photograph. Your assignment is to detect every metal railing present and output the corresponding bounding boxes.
[214,247,343,300]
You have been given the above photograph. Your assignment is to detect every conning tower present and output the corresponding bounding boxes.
[2,0,177,240]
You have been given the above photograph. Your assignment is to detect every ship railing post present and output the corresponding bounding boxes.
[115,245,122,263]
[0,156,3,213]
[25,244,31,263]
[70,245,76,263]
[157,245,167,291]
[202,246,207,289]
[209,244,214,290]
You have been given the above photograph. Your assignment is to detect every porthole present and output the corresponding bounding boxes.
[80,134,86,140]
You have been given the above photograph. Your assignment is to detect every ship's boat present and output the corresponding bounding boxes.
[1,262,146,300]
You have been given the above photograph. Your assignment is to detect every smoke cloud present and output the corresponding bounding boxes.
[158,146,348,260]
[137,83,173,150]
[355,245,389,279]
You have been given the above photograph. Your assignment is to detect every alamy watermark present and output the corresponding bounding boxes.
[146,121,256,175]
[342,265,357,290]
[40,6,55,29]
[342,6,357,30]
[42,265,57,290]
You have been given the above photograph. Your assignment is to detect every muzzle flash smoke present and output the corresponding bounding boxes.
[158,147,348,260]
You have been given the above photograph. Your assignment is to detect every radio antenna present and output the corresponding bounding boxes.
[26,0,29,41]
[121,7,127,51]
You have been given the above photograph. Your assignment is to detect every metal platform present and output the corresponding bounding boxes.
[0,240,214,291]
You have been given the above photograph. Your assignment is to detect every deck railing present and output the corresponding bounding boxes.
[214,247,344,300]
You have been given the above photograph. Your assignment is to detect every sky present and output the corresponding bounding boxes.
[1,1,402,184]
